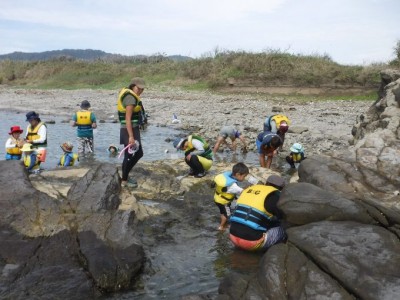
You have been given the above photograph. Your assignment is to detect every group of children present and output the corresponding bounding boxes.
[4,100,99,171]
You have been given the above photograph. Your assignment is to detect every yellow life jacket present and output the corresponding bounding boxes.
[185,135,213,159]
[292,153,302,163]
[26,122,47,147]
[23,153,40,170]
[59,153,79,166]
[271,115,291,126]
[76,110,92,127]
[117,88,142,125]
[6,138,22,155]
[230,185,278,231]
[214,171,238,205]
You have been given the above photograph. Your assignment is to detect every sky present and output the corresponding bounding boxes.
[0,0,399,65]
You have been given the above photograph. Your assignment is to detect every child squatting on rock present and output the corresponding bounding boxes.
[213,162,249,231]
[286,142,306,168]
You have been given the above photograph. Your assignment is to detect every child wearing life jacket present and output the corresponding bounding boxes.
[71,100,97,154]
[286,143,306,168]
[21,143,40,173]
[5,126,24,160]
[213,163,249,231]
[58,142,79,167]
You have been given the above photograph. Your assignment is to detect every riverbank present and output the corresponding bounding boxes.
[0,86,373,158]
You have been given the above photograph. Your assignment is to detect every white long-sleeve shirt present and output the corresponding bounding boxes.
[5,137,18,149]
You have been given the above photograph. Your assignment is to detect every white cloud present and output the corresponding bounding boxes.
[0,0,399,64]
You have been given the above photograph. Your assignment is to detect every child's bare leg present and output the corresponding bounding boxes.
[218,214,228,231]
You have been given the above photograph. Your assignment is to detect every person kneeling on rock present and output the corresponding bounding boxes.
[229,175,286,252]
[173,134,213,178]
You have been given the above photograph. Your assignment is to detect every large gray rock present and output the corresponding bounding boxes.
[0,161,145,297]
[218,243,353,300]
[288,221,400,300]
[67,163,121,211]
[279,182,376,226]
[0,228,95,299]
[78,231,144,292]
[298,156,399,225]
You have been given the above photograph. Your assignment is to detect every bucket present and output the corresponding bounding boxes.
[37,147,47,162]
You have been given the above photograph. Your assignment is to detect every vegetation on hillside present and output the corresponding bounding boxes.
[0,47,397,91]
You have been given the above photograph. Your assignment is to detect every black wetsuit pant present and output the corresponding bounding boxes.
[185,154,204,175]
[120,127,143,181]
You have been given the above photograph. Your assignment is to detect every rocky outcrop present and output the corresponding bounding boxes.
[218,70,400,300]
[0,161,145,298]
[351,69,400,187]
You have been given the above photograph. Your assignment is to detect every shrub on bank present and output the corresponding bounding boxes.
[0,49,392,90]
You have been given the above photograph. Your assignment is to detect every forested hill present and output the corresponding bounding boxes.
[0,49,192,62]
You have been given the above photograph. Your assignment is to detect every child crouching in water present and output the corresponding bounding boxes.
[213,162,249,231]
[58,142,79,167]
[107,144,119,156]
[286,143,306,168]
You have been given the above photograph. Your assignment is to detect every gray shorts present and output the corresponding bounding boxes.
[219,126,238,139]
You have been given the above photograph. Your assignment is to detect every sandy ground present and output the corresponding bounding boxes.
[0,86,373,156]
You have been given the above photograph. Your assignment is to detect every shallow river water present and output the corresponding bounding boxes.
[1,110,289,299]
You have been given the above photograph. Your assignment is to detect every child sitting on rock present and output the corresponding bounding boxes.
[58,142,79,167]
[21,143,40,173]
[213,162,249,231]
[286,142,306,168]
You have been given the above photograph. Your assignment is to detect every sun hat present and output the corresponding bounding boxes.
[9,126,23,135]
[290,143,304,153]
[60,142,73,153]
[80,100,91,109]
[26,111,40,122]
[173,138,185,150]
[279,121,289,133]
[21,143,34,152]
[266,175,286,190]
[131,77,146,89]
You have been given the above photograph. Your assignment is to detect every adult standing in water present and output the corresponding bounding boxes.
[25,111,47,163]
[117,77,146,188]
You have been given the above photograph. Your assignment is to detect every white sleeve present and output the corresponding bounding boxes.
[226,183,243,197]
[191,139,205,151]
[5,138,16,149]
[33,125,47,144]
